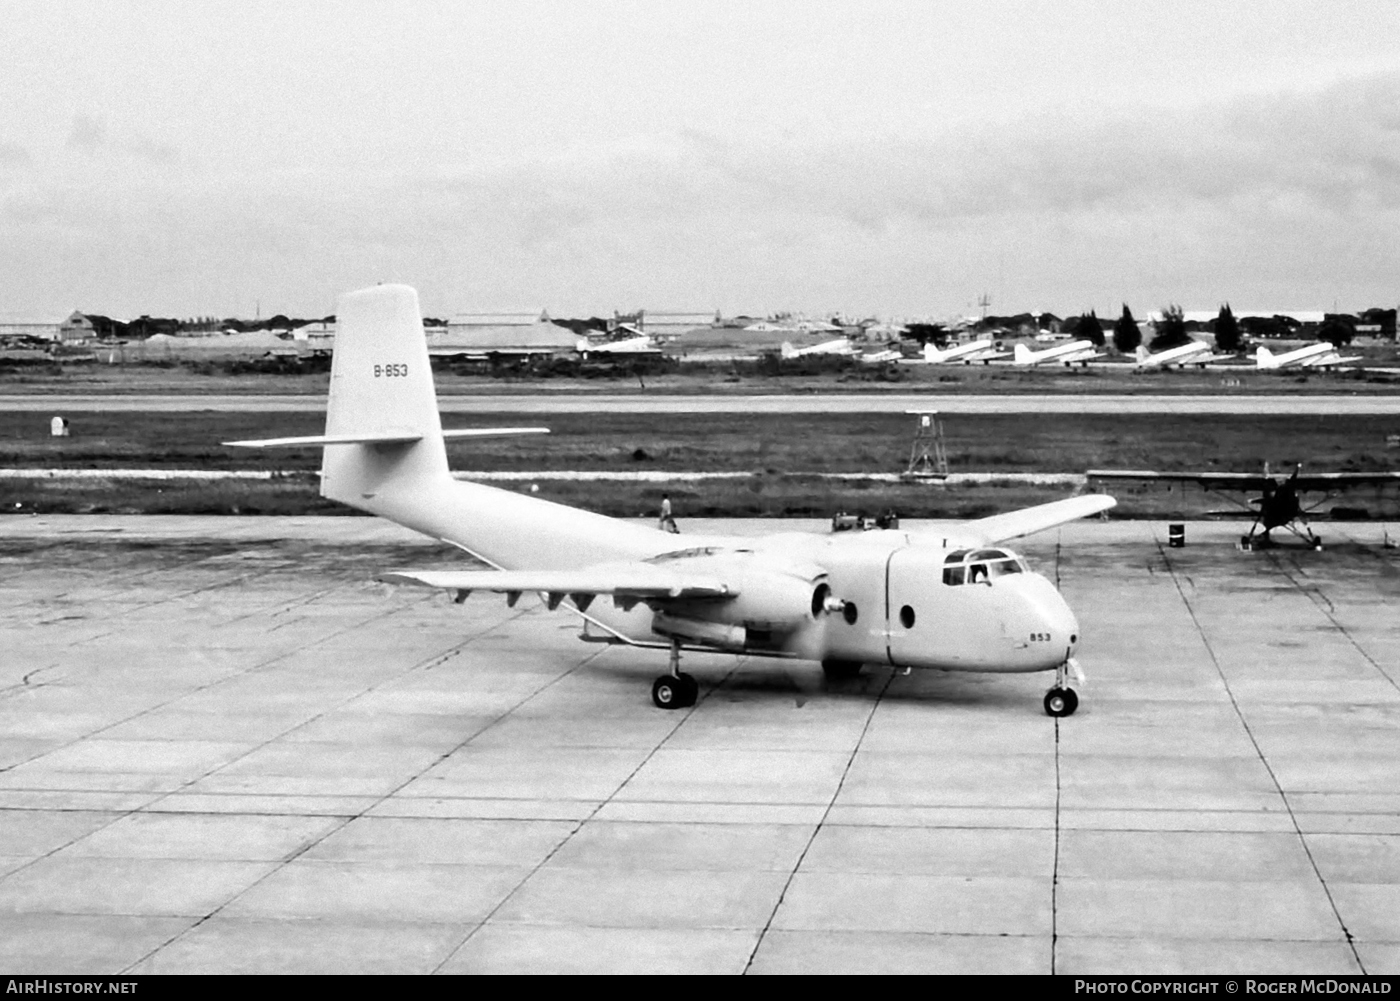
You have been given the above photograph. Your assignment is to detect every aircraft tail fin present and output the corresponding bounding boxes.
[922,343,939,361]
[780,341,798,359]
[1134,345,1150,363]
[1255,345,1276,369]
[1013,343,1034,364]
[319,284,450,510]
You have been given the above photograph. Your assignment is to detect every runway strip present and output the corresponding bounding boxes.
[0,468,1088,485]
[5,393,1400,414]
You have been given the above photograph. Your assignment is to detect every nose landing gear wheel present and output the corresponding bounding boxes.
[652,672,698,709]
[1044,686,1078,717]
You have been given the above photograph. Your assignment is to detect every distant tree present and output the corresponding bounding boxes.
[1078,310,1105,347]
[1319,314,1356,348]
[904,323,948,347]
[1112,304,1141,354]
[1150,304,1190,351]
[1213,303,1241,353]
[1361,307,1397,340]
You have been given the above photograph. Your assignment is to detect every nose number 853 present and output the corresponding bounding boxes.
[374,363,409,378]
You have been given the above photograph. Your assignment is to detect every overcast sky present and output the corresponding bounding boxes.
[2,0,1399,320]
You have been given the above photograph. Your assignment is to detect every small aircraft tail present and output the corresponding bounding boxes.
[1013,343,1034,364]
[780,341,798,359]
[318,284,451,510]
[1255,345,1277,369]
[1134,345,1150,364]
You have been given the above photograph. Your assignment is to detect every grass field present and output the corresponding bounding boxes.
[3,409,1398,519]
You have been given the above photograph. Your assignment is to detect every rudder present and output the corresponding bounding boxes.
[321,284,449,508]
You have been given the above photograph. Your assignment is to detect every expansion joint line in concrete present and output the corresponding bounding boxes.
[742,668,897,975]
[1154,541,1367,975]
[431,654,749,974]
[1051,716,1062,976]
[1264,551,1400,697]
[120,601,591,974]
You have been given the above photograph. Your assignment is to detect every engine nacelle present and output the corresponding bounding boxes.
[649,553,827,653]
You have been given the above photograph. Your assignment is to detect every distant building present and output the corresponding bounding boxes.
[450,311,550,328]
[0,319,61,341]
[635,311,720,336]
[58,311,97,343]
[430,321,576,358]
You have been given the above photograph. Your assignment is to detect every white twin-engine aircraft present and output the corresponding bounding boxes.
[229,285,1116,717]
[1011,339,1102,367]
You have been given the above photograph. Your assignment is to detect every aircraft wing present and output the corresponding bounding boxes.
[378,566,734,608]
[1087,470,1400,492]
[945,495,1117,546]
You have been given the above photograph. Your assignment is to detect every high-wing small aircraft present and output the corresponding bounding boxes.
[902,338,1005,365]
[1012,340,1101,367]
[1133,342,1235,370]
[1255,343,1362,370]
[229,285,1116,716]
[1088,466,1400,549]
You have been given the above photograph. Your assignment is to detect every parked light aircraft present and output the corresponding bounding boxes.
[856,347,902,364]
[1255,343,1361,370]
[1012,340,1101,366]
[1133,342,1235,370]
[902,339,1005,365]
[229,285,1117,716]
[1088,466,1400,549]
[780,337,856,359]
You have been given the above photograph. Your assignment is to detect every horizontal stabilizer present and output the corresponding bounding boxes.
[225,427,549,448]
[379,566,733,601]
[953,494,1117,545]
[225,432,423,448]
[441,428,550,439]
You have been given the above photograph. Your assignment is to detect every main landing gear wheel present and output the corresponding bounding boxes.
[652,672,698,710]
[1043,686,1078,717]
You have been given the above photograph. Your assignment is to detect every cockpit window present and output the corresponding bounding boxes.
[942,547,1025,585]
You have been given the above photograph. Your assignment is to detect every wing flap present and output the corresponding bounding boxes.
[378,567,733,600]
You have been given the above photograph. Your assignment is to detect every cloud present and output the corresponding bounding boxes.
[66,113,106,150]
[0,141,28,167]
[65,112,177,163]
[7,74,1399,316]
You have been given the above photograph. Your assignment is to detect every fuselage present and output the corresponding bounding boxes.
[1255,343,1336,369]
[348,469,1078,676]
[1135,341,1209,369]
[1013,340,1096,366]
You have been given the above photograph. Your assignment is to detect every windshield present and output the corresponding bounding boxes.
[942,547,1026,585]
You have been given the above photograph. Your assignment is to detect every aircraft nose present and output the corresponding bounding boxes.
[1017,573,1080,656]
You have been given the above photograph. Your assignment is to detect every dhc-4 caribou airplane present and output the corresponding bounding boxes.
[229,285,1116,716]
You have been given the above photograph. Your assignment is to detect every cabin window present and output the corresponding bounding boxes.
[899,605,916,629]
[843,602,859,625]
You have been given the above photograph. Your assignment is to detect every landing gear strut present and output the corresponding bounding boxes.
[1043,656,1081,717]
[652,639,698,710]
